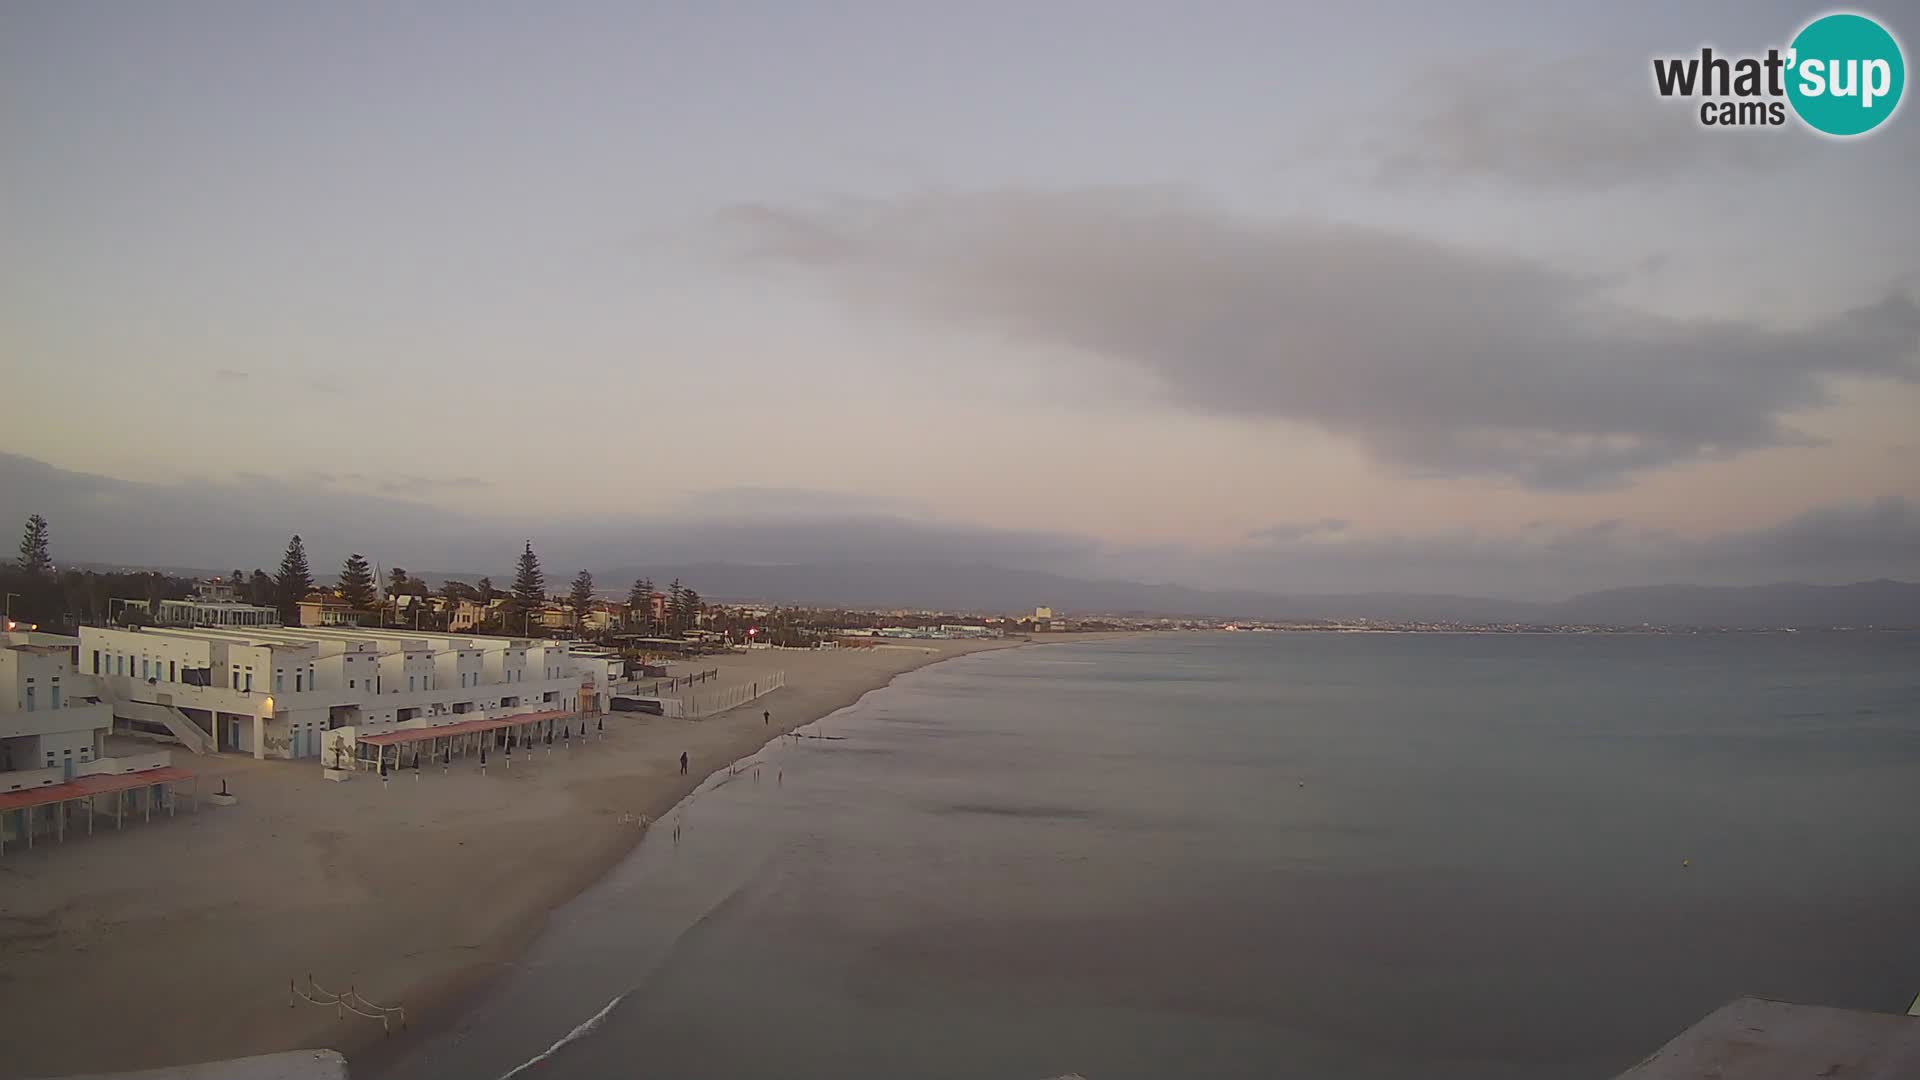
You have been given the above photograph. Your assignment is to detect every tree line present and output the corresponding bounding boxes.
[6,514,705,639]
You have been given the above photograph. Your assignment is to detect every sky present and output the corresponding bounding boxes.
[2,1,1917,599]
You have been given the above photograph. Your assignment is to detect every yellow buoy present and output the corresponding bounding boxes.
[1682,858,1691,868]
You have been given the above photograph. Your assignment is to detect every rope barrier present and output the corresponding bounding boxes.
[289,974,407,1033]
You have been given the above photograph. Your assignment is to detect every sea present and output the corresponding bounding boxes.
[378,631,1920,1080]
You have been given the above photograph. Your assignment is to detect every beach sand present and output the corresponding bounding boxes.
[0,636,1115,1079]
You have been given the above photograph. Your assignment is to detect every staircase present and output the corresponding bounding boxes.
[107,694,216,755]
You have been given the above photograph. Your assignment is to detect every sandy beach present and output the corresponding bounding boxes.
[0,635,1121,1079]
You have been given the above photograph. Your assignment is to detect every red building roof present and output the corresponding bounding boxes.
[0,766,196,812]
[356,709,576,747]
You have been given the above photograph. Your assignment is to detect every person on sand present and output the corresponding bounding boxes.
[679,751,689,775]
[764,709,770,725]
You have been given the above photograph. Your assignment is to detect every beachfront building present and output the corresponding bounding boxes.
[75,623,621,762]
[1,631,112,782]
[1,630,192,850]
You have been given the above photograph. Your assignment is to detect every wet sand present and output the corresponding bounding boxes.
[0,635,1122,1079]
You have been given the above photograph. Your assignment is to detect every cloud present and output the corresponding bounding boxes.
[376,474,488,495]
[212,368,250,382]
[1164,497,1920,598]
[721,188,1920,488]
[1246,518,1350,543]
[1341,53,1810,191]
[2,452,1911,601]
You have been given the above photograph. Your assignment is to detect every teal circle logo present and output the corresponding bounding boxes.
[1786,13,1905,136]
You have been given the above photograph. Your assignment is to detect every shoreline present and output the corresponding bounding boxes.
[0,632,1132,1079]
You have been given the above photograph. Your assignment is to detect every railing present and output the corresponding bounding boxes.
[289,974,407,1034]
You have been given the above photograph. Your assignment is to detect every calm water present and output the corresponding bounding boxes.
[382,632,1920,1080]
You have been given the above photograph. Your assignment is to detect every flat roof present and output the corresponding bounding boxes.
[356,709,576,747]
[0,766,195,812]
[1614,997,1920,1079]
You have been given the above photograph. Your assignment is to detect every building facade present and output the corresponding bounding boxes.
[1,632,116,786]
[76,624,620,761]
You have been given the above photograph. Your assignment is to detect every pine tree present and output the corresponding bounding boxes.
[627,577,654,631]
[665,579,685,634]
[681,588,703,630]
[569,570,595,615]
[275,535,314,623]
[17,514,52,575]
[476,576,496,605]
[510,542,545,617]
[388,567,410,596]
[339,553,377,610]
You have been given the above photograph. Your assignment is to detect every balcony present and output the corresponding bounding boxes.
[0,701,114,740]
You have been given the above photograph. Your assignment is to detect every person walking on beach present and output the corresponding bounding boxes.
[679,751,689,775]
[764,709,770,726]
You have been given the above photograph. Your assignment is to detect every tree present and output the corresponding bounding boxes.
[510,542,545,613]
[665,579,685,632]
[17,514,52,575]
[441,579,478,603]
[679,588,703,631]
[569,570,595,616]
[248,569,274,605]
[339,553,377,610]
[275,535,314,624]
[228,569,244,587]
[476,576,499,626]
[389,567,410,597]
[627,577,654,632]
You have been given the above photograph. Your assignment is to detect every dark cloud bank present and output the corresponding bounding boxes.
[2,453,1914,622]
[721,188,1920,490]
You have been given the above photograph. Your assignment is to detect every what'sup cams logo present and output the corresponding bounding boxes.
[1653,11,1905,135]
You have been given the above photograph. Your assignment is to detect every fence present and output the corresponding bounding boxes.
[684,670,785,720]
[642,668,719,697]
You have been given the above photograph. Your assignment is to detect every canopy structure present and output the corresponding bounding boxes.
[354,709,578,771]
[0,766,198,855]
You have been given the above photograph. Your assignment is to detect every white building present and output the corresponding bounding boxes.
[150,597,282,627]
[1,632,114,782]
[76,623,622,762]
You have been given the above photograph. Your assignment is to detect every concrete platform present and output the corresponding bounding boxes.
[41,1050,348,1080]
[1614,997,1920,1079]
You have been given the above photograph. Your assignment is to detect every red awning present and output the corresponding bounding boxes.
[0,766,196,813]
[356,709,576,747]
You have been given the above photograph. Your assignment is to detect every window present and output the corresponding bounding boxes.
[169,660,177,681]
[275,672,284,692]
[349,679,356,689]
[408,675,415,692]
[51,685,62,709]
[92,650,101,674]
[142,659,151,679]
[24,686,35,711]
[244,672,253,692]
[295,672,303,692]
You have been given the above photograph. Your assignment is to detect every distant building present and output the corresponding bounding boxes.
[450,598,508,632]
[154,598,281,628]
[195,577,241,603]
[296,593,373,628]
